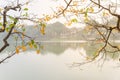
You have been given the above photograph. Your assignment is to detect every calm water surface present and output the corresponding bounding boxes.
[0,42,120,80]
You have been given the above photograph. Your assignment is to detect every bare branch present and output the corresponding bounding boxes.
[98,0,100,8]
[116,16,120,31]
[12,31,32,39]
[90,0,120,17]
[0,52,16,64]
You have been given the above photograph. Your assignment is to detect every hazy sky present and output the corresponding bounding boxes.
[0,0,59,14]
[26,0,85,28]
[0,0,118,28]
[28,0,59,15]
[0,0,102,28]
[0,0,69,26]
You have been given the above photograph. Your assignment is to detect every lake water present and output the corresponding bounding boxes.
[0,42,120,80]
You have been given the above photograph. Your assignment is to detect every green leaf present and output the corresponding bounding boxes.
[34,44,37,49]
[40,23,46,27]
[9,16,17,22]
[84,13,87,17]
[5,24,14,32]
[0,22,2,26]
[84,8,89,17]
[23,12,28,16]
[22,28,26,32]
[24,8,28,11]
[31,40,34,45]
[14,36,18,41]
[9,23,14,28]
[5,27,9,32]
[14,18,18,23]
[9,16,15,20]
[42,24,46,27]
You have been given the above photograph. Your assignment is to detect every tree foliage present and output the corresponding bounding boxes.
[49,0,120,63]
[0,0,120,64]
[0,0,45,63]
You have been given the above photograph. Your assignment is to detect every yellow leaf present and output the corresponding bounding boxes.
[84,26,92,32]
[73,1,78,6]
[22,35,25,39]
[118,45,120,49]
[22,46,27,51]
[1,26,4,30]
[29,43,33,49]
[102,11,109,16]
[16,48,19,54]
[89,7,94,13]
[40,26,45,35]
[66,21,72,26]
[17,46,21,49]
[13,29,17,32]
[86,56,91,60]
[84,17,89,22]
[43,15,51,22]
[21,32,25,39]
[36,50,40,54]
[79,9,84,13]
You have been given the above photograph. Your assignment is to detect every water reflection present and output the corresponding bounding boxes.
[0,42,120,80]
[40,42,120,61]
[40,43,85,55]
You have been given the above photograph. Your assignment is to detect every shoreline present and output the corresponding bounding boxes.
[38,40,120,43]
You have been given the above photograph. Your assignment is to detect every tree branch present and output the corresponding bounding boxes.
[90,0,120,17]
[0,4,21,32]
[57,0,73,16]
[0,18,18,53]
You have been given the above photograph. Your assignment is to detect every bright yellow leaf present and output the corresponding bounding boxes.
[45,15,51,21]
[22,45,27,51]
[16,48,19,54]
[40,26,45,35]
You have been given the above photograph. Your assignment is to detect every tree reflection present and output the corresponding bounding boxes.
[0,42,120,65]
[71,42,120,68]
